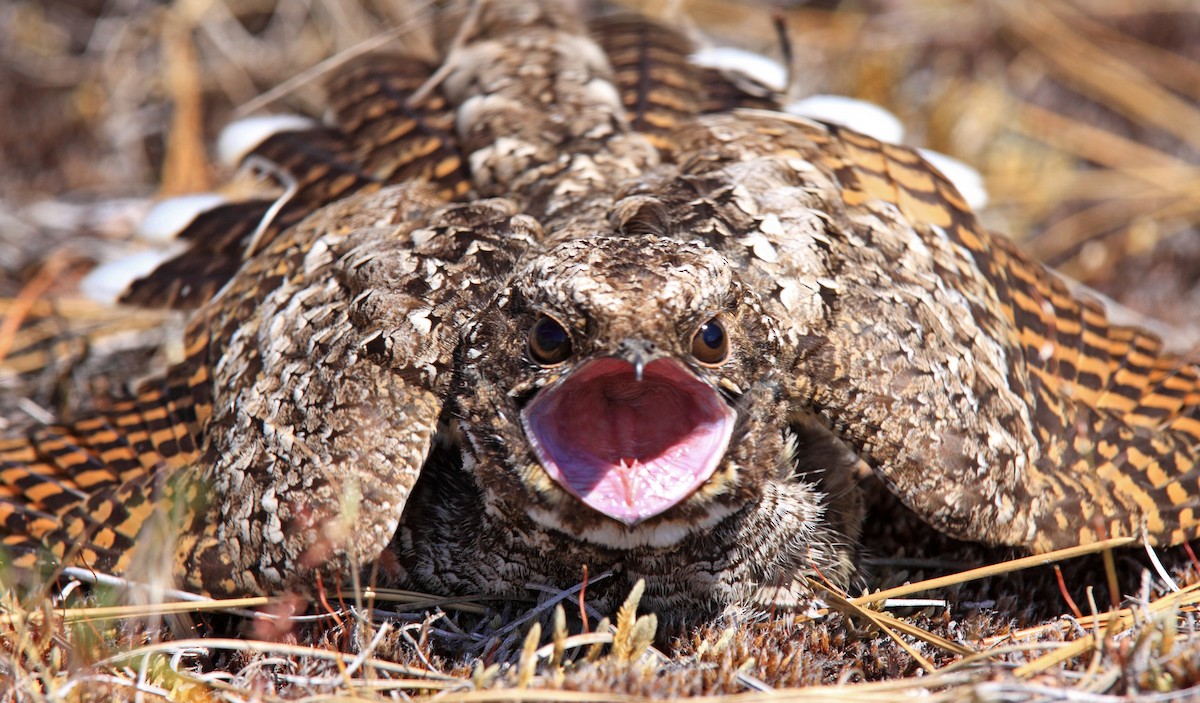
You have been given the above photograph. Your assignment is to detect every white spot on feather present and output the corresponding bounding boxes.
[584,76,623,111]
[1038,341,1055,362]
[456,94,487,140]
[918,148,989,209]
[778,281,805,312]
[690,47,787,91]
[758,213,786,237]
[786,95,905,144]
[408,308,433,335]
[217,114,317,167]
[78,242,189,305]
[135,193,228,242]
[302,238,333,274]
[740,221,781,263]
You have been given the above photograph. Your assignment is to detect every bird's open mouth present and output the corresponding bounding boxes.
[520,357,735,525]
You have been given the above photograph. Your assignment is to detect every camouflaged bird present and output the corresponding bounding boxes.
[2,0,1199,619]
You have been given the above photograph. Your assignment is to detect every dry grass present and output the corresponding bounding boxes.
[3,536,1199,700]
[2,0,1200,700]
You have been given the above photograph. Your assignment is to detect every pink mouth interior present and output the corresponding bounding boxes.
[520,357,735,525]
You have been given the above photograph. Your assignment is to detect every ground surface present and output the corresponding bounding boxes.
[1,1,1199,701]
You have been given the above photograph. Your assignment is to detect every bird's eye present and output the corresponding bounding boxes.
[528,315,573,366]
[691,317,729,365]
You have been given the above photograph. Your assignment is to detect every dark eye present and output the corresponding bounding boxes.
[528,315,573,366]
[691,317,729,365]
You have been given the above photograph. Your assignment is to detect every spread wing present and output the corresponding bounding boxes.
[3,45,475,592]
[2,184,535,594]
[171,185,534,595]
[663,111,1200,552]
[0,40,504,592]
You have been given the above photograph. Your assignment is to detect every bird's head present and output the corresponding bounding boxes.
[456,235,794,547]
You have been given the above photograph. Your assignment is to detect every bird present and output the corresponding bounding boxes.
[1,0,1198,621]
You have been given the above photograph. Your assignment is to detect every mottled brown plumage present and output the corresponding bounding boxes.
[2,0,1198,621]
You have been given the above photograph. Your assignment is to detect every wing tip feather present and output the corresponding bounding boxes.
[216,114,320,168]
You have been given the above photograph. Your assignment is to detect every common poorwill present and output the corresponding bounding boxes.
[2,0,1199,620]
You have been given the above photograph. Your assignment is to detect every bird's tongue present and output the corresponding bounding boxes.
[520,357,735,525]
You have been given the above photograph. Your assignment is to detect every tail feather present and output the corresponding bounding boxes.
[589,15,782,151]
